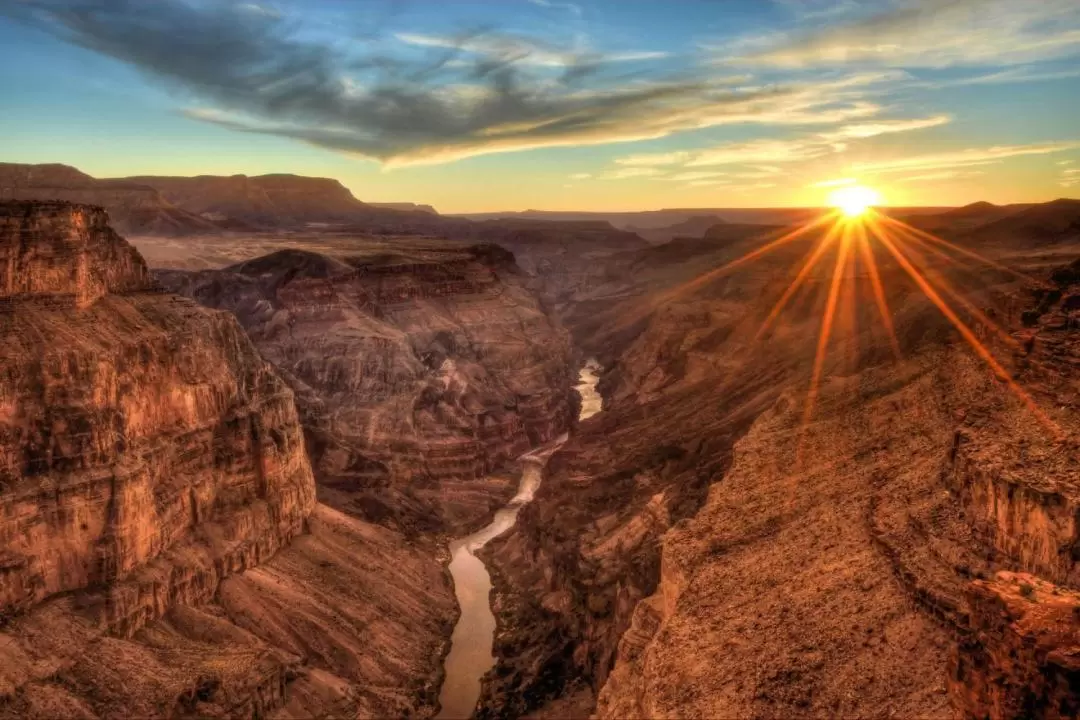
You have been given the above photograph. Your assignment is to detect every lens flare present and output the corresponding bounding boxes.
[827,185,881,218]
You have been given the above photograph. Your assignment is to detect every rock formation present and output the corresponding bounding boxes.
[950,572,1080,720]
[0,202,460,719]
[156,240,578,534]
[122,173,403,228]
[0,200,315,632]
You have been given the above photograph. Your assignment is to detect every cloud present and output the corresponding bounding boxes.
[601,167,664,180]
[680,113,949,167]
[4,0,918,167]
[818,115,951,141]
[616,151,692,166]
[894,170,986,183]
[917,65,1080,89]
[569,172,592,179]
[1063,168,1080,176]
[395,31,668,67]
[731,0,1080,68]
[527,0,584,18]
[669,171,727,182]
[1059,160,1076,166]
[685,179,733,188]
[852,141,1080,175]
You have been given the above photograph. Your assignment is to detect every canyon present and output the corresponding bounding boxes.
[1,173,1079,720]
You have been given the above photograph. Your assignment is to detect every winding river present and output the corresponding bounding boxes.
[435,361,602,719]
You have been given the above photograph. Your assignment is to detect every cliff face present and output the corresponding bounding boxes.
[0,200,316,632]
[157,240,578,534]
[950,572,1080,720]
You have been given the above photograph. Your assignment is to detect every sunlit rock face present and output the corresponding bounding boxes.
[0,199,315,636]
[0,201,150,307]
[950,572,1080,720]
[157,240,578,534]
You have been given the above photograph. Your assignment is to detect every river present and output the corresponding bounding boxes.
[435,361,602,719]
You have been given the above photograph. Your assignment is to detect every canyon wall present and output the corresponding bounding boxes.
[157,240,579,534]
[0,202,460,719]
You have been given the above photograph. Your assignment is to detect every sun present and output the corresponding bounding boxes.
[827,185,882,218]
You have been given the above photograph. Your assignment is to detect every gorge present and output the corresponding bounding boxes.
[438,362,603,720]
[2,184,1080,720]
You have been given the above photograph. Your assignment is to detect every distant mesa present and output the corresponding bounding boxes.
[0,163,221,236]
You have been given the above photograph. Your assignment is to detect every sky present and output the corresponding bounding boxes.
[1,0,1079,212]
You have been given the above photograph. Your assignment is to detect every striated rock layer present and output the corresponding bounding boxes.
[0,202,456,719]
[157,239,578,534]
[0,200,315,635]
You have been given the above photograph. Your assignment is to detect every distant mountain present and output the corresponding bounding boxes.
[902,201,1028,232]
[0,163,221,235]
[369,202,438,214]
[965,198,1080,246]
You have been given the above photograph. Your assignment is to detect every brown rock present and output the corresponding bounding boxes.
[950,571,1080,720]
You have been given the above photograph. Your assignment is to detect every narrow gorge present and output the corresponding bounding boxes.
[438,363,602,720]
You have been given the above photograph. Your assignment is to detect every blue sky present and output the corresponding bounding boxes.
[1,0,1079,211]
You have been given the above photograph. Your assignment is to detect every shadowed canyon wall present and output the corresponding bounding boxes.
[0,202,470,718]
[157,240,579,535]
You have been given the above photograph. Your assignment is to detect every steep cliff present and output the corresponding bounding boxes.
[156,240,578,534]
[0,202,459,719]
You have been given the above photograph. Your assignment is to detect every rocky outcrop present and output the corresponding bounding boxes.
[157,240,578,533]
[0,200,316,636]
[369,202,439,215]
[950,572,1080,720]
[0,201,150,308]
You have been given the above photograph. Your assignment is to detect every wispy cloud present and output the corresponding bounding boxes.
[917,65,1080,89]
[669,171,727,182]
[527,0,584,18]
[676,114,950,167]
[4,0,915,167]
[894,170,986,183]
[569,172,592,179]
[601,167,664,179]
[395,31,668,67]
[731,0,1080,68]
[852,141,1080,175]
